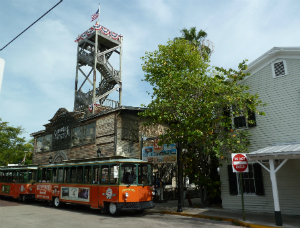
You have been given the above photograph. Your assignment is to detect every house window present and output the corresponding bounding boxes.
[233,110,256,129]
[71,122,96,146]
[227,163,264,195]
[36,134,52,152]
[234,116,247,128]
[272,60,288,78]
[231,102,256,129]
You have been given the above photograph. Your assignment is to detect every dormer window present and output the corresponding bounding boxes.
[272,60,287,78]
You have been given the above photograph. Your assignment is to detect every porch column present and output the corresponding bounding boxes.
[269,159,282,226]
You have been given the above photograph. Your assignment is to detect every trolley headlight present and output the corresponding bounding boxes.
[125,192,129,198]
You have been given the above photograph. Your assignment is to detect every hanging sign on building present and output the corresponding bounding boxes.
[231,153,249,172]
[142,143,177,164]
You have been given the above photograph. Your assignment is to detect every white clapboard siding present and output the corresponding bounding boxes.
[220,57,300,215]
[245,58,300,152]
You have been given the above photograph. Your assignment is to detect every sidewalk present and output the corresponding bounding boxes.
[146,198,299,228]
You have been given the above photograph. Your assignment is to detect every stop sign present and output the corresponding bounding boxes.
[232,153,248,172]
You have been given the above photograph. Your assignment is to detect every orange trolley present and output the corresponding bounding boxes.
[0,165,38,202]
[35,158,154,215]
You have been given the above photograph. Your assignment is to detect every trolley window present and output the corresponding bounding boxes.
[138,164,153,185]
[84,166,92,184]
[110,164,119,184]
[121,164,137,185]
[64,167,70,183]
[77,166,83,183]
[71,167,76,183]
[28,170,37,183]
[58,168,64,183]
[100,165,109,184]
[52,168,57,183]
[92,165,100,184]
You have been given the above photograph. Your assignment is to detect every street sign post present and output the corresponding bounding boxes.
[231,153,249,221]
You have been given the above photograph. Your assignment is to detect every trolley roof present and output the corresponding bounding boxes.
[39,156,150,168]
[0,165,39,171]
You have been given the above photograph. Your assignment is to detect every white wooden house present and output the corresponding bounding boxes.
[219,47,300,225]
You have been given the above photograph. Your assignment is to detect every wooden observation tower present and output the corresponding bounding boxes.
[74,23,123,114]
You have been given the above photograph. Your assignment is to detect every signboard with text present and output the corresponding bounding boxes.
[142,143,177,164]
[231,153,248,172]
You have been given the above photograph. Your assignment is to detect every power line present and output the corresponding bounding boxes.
[0,0,63,51]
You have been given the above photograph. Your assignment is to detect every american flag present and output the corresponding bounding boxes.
[91,9,99,22]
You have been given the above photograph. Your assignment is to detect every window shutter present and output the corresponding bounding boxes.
[253,163,265,196]
[227,165,238,195]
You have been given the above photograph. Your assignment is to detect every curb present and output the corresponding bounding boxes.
[148,210,281,228]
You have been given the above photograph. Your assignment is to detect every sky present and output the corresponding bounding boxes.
[0,0,299,141]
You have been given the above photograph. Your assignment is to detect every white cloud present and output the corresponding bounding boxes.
[1,0,300,140]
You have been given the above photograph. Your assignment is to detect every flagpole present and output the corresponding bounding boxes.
[98,4,100,23]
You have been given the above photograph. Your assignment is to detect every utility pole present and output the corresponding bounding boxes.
[177,142,183,212]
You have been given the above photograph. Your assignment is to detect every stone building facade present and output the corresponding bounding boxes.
[31,106,167,165]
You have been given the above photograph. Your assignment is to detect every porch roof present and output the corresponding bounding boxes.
[247,143,300,160]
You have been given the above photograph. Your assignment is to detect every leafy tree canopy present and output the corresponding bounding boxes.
[175,26,213,61]
[141,38,264,156]
[0,118,33,166]
[140,38,265,206]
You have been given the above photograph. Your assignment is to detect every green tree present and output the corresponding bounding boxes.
[175,26,212,61]
[0,119,33,165]
[140,39,265,206]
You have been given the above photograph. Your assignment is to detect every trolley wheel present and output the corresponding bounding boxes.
[53,197,61,208]
[108,203,119,216]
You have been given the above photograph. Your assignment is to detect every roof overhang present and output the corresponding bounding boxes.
[242,47,300,81]
[247,143,300,160]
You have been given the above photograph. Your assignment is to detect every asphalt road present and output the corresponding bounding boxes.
[0,198,241,228]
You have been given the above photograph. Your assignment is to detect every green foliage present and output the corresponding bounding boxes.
[140,38,265,206]
[175,26,212,61]
[0,118,33,166]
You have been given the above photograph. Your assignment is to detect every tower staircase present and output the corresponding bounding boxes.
[74,25,122,113]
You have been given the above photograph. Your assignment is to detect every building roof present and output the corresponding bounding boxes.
[243,47,300,79]
[30,106,145,137]
[80,105,145,122]
[247,143,300,160]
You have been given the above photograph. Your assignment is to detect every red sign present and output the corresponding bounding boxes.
[232,153,248,172]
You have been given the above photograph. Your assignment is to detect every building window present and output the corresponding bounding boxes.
[36,134,52,152]
[233,110,256,129]
[227,163,264,196]
[121,115,139,142]
[84,123,96,144]
[272,60,288,78]
[231,102,256,129]
[71,122,95,147]
[234,116,247,128]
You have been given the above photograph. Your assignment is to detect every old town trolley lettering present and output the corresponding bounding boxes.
[0,158,154,215]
